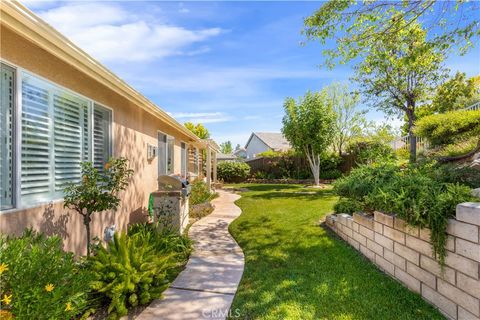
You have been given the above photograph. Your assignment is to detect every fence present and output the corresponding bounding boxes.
[391,101,479,151]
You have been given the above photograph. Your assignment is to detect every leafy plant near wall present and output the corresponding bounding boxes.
[217,162,250,183]
[334,164,476,265]
[0,230,95,319]
[63,158,134,256]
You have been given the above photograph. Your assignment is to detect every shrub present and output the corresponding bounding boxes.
[425,163,480,189]
[0,230,95,319]
[189,180,215,206]
[347,140,395,165]
[90,231,179,320]
[334,198,363,214]
[414,109,480,147]
[217,162,250,183]
[333,165,475,265]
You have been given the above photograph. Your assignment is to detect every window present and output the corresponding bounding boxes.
[181,142,187,177]
[167,136,174,175]
[93,104,112,171]
[0,68,113,210]
[0,64,15,210]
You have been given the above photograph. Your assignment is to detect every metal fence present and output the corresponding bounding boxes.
[391,101,479,151]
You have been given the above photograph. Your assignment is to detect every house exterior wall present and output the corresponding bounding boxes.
[245,135,271,159]
[0,25,198,255]
[326,203,480,320]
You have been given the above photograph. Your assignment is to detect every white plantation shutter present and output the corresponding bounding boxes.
[93,104,112,171]
[0,64,15,210]
[21,76,52,203]
[53,93,89,192]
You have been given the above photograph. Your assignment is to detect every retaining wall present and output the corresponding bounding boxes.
[325,202,480,320]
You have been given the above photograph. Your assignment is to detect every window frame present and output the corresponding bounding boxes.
[0,59,114,213]
[180,141,187,178]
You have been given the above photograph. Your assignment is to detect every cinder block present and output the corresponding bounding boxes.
[405,226,420,238]
[359,225,375,240]
[374,211,394,227]
[384,225,406,244]
[438,278,480,316]
[458,306,480,320]
[353,232,367,247]
[353,212,374,229]
[367,238,383,256]
[395,267,421,293]
[374,221,383,234]
[337,213,350,225]
[346,218,353,229]
[394,242,420,265]
[394,217,406,231]
[406,261,436,289]
[376,254,395,275]
[457,203,480,226]
[421,283,457,320]
[447,219,479,243]
[419,228,431,242]
[384,249,407,270]
[360,244,375,261]
[420,255,456,285]
[456,238,480,262]
[456,272,480,298]
[352,221,360,232]
[340,224,353,238]
[406,235,433,257]
[374,233,394,251]
[446,236,455,252]
[445,252,479,280]
[347,236,360,250]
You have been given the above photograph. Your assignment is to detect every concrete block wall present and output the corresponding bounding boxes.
[325,202,480,320]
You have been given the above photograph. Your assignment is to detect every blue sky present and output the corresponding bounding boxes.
[24,1,480,147]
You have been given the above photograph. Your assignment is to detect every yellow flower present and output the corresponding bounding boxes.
[65,302,72,312]
[1,294,12,305]
[104,162,111,170]
[44,283,54,292]
[0,263,8,275]
[0,310,13,320]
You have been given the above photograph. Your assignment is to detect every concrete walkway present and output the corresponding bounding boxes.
[137,190,244,320]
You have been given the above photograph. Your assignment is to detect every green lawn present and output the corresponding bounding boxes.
[228,184,444,320]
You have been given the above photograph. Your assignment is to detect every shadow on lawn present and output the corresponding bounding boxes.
[229,188,443,320]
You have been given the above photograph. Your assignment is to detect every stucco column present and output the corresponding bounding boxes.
[213,151,217,183]
[206,146,212,189]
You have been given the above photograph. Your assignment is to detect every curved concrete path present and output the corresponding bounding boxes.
[137,190,244,320]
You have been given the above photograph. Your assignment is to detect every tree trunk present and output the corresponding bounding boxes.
[305,148,320,186]
[84,214,92,257]
[407,109,416,163]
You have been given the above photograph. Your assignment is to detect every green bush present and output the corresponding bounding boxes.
[425,163,480,189]
[90,230,184,319]
[414,109,480,147]
[217,162,250,183]
[347,140,395,165]
[189,180,215,206]
[0,230,95,319]
[333,165,475,265]
[334,198,363,214]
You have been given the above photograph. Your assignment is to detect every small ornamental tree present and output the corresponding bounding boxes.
[63,158,134,256]
[282,90,336,186]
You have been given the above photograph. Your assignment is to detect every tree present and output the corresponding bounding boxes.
[282,90,336,186]
[63,158,133,256]
[353,20,447,162]
[430,72,480,113]
[303,1,479,68]
[325,83,367,156]
[220,141,233,154]
[184,122,210,139]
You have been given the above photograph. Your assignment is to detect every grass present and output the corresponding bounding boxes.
[228,184,444,320]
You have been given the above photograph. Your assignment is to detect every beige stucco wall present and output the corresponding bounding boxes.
[0,25,197,254]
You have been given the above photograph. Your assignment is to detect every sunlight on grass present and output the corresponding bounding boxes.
[228,184,444,320]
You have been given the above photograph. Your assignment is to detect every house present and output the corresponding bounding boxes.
[244,132,291,159]
[233,147,247,159]
[0,1,219,255]
[217,153,238,162]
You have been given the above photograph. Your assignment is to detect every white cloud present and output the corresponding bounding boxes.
[36,3,223,62]
[169,112,232,124]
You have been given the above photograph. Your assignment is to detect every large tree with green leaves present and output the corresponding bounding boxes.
[325,83,367,156]
[184,122,210,139]
[430,72,480,113]
[353,20,447,162]
[220,141,233,154]
[282,90,336,186]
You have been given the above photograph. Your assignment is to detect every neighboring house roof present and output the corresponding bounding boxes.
[217,153,237,160]
[245,132,291,151]
[1,1,201,144]
[233,148,246,155]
